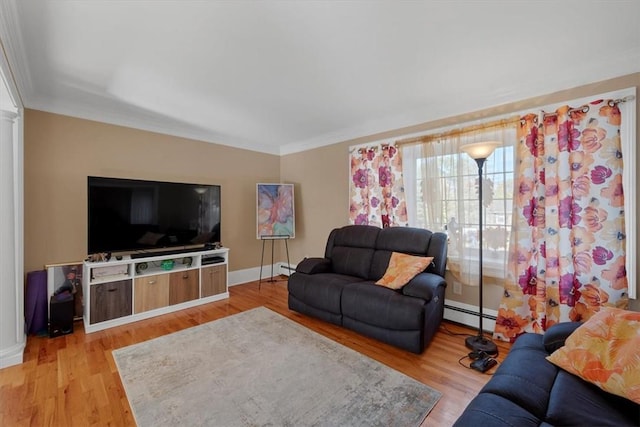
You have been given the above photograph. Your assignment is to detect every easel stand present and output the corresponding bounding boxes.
[259,235,291,289]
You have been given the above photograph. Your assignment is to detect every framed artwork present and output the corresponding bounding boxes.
[256,183,295,239]
[46,262,84,320]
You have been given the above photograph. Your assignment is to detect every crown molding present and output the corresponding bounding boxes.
[0,0,32,107]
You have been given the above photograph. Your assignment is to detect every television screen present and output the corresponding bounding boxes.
[88,176,221,254]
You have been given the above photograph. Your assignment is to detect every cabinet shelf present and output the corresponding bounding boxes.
[134,262,196,278]
[83,247,229,333]
[90,273,131,285]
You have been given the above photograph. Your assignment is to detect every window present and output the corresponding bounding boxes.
[403,124,517,281]
[400,88,635,295]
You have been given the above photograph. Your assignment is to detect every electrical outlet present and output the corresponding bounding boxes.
[453,281,462,295]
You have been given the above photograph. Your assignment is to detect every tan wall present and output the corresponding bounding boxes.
[279,143,350,262]
[280,72,640,311]
[24,110,280,273]
[24,73,639,311]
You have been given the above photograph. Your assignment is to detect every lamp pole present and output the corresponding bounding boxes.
[461,141,500,356]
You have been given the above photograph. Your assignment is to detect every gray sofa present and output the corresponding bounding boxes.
[287,225,448,353]
[454,322,640,426]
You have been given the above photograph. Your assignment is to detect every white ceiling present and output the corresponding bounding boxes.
[1,1,639,155]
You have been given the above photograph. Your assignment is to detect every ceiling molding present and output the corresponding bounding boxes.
[0,0,31,107]
[27,98,284,156]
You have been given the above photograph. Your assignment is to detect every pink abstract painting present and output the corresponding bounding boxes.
[257,183,295,239]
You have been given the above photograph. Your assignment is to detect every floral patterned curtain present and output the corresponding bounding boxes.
[494,99,628,342]
[349,142,408,227]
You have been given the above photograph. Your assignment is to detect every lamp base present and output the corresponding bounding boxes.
[465,335,498,356]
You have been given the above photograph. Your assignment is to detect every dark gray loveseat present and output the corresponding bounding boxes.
[287,225,447,353]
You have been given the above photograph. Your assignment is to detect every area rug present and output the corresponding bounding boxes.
[113,306,441,426]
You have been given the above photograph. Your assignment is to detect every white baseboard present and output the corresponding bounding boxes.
[228,266,261,286]
[0,340,25,369]
[443,300,498,334]
[228,262,297,286]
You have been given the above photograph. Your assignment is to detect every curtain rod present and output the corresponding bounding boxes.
[397,95,636,147]
[542,95,636,118]
[396,116,520,147]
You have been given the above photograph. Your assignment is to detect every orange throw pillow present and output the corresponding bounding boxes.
[546,307,640,404]
[375,252,433,290]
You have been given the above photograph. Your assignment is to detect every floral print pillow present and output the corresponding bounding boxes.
[546,307,640,403]
[375,252,433,290]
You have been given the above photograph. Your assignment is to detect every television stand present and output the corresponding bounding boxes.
[82,247,229,333]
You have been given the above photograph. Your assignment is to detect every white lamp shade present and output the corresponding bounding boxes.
[461,141,501,160]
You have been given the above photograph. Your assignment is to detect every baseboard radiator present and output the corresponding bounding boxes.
[278,263,296,277]
[443,302,498,333]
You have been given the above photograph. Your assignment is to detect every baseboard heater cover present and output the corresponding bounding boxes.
[279,263,296,276]
[444,304,498,321]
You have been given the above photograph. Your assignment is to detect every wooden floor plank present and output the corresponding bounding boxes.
[0,278,510,426]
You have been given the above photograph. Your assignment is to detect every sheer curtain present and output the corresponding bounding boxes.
[349,142,408,228]
[402,122,517,286]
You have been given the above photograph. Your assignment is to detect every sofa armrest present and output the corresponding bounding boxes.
[401,272,446,302]
[295,257,332,275]
[543,321,582,354]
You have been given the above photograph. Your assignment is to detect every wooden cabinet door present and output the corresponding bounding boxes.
[134,274,170,313]
[169,269,199,305]
[90,280,132,324]
[201,265,227,297]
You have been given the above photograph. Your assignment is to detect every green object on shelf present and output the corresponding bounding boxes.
[161,259,175,270]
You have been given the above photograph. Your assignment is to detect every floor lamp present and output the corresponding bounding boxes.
[461,141,500,356]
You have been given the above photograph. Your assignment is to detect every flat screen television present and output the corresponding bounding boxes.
[88,176,221,255]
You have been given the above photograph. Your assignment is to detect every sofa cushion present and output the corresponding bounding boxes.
[480,333,557,420]
[288,295,342,326]
[375,226,432,253]
[331,246,376,279]
[341,282,425,330]
[326,225,380,279]
[375,252,433,290]
[546,370,640,427]
[546,307,640,404]
[369,227,432,279]
[452,392,542,427]
[288,272,360,315]
[326,224,381,254]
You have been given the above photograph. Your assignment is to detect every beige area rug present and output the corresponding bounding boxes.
[113,307,441,426]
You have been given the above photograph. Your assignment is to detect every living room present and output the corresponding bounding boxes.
[1,2,640,426]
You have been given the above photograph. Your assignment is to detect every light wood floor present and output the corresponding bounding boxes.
[0,278,511,426]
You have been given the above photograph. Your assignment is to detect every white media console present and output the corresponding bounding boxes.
[82,247,229,333]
